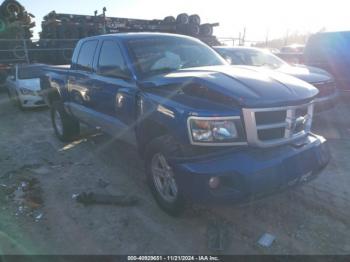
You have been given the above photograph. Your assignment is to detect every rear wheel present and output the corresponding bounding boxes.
[145,135,186,216]
[51,101,80,142]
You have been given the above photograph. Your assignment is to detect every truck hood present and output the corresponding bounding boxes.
[275,64,332,83]
[141,65,318,108]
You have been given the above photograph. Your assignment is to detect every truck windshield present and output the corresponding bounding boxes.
[126,37,226,78]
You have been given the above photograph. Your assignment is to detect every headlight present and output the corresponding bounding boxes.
[20,88,36,95]
[188,116,245,145]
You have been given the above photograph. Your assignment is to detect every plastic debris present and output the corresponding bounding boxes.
[71,193,79,199]
[207,219,231,252]
[74,192,139,206]
[97,178,109,189]
[35,213,43,222]
[258,233,276,247]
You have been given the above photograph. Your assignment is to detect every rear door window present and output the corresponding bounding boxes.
[76,40,98,71]
[98,41,126,71]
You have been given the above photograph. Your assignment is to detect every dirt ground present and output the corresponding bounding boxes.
[0,89,350,255]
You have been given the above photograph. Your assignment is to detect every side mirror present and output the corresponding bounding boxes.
[99,65,131,80]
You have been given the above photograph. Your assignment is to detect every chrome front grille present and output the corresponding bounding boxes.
[242,103,314,147]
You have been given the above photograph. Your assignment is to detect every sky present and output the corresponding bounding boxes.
[16,0,350,42]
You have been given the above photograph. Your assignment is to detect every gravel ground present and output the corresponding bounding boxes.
[0,90,349,255]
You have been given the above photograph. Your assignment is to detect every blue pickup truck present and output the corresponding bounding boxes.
[42,33,330,215]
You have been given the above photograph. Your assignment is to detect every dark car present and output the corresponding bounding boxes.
[214,46,338,111]
[278,44,305,64]
[42,33,329,215]
[304,31,350,94]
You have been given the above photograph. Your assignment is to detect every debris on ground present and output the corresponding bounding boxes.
[257,233,276,248]
[35,213,44,222]
[97,178,110,189]
[71,193,80,199]
[206,219,231,252]
[74,192,139,206]
[0,165,44,221]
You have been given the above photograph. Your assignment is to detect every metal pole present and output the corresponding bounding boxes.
[21,28,30,64]
[242,27,246,46]
[265,28,269,48]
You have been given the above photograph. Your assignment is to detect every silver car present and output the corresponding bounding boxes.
[214,46,338,111]
[6,64,47,109]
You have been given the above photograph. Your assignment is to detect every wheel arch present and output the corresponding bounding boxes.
[136,117,170,158]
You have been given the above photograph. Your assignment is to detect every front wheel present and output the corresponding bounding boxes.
[145,136,186,216]
[51,101,80,142]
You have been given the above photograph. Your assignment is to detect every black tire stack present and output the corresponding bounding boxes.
[38,11,219,65]
[163,13,215,38]
[0,0,35,64]
[39,11,107,64]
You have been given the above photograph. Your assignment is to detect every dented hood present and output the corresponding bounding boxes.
[141,65,319,108]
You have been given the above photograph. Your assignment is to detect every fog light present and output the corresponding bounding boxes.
[209,177,221,189]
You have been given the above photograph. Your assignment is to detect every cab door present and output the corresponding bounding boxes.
[67,39,99,124]
[89,39,137,143]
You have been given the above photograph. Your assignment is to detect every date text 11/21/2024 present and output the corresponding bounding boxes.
[127,256,220,261]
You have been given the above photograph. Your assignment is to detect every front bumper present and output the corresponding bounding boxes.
[19,94,47,108]
[171,134,330,204]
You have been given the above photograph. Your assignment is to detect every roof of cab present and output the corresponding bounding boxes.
[80,32,197,42]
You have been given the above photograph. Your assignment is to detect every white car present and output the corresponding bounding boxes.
[6,64,47,109]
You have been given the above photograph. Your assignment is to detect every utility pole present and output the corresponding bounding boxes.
[102,7,107,34]
[265,28,269,48]
[284,29,289,46]
[242,27,246,46]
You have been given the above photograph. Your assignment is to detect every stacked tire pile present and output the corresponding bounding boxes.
[38,11,220,64]
[0,0,35,63]
[38,11,105,64]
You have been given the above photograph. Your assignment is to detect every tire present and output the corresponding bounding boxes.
[62,49,73,63]
[163,16,176,24]
[56,25,66,39]
[200,23,213,36]
[12,45,26,59]
[5,2,21,17]
[189,14,201,25]
[0,18,7,32]
[176,23,200,36]
[186,23,200,36]
[176,13,189,24]
[145,135,186,216]
[51,101,80,142]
